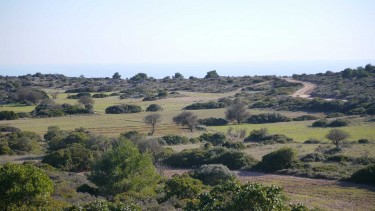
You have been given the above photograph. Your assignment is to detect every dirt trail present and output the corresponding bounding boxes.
[283,78,317,98]
[161,168,375,211]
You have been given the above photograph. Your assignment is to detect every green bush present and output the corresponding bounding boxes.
[244,128,268,142]
[312,119,328,127]
[105,104,142,114]
[199,133,227,146]
[146,104,163,112]
[328,119,349,127]
[163,147,257,170]
[190,164,235,185]
[222,141,245,149]
[348,164,375,185]
[258,147,298,172]
[293,115,318,121]
[163,174,203,200]
[300,153,326,162]
[246,113,291,124]
[92,93,109,98]
[0,111,19,120]
[304,138,322,144]
[358,139,370,144]
[198,117,228,126]
[162,135,189,145]
[184,101,226,110]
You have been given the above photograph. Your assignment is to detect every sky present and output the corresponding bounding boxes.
[0,0,374,76]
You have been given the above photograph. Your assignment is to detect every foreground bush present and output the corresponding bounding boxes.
[0,110,19,120]
[244,128,293,144]
[258,147,298,172]
[163,174,203,200]
[0,163,54,210]
[184,101,226,110]
[348,164,375,185]
[199,133,227,146]
[190,164,234,186]
[186,180,285,211]
[161,135,189,145]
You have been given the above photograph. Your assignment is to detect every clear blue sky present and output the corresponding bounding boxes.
[0,0,374,66]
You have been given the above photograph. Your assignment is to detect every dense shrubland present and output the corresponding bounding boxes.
[0,126,42,155]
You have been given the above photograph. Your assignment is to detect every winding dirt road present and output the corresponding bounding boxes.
[283,78,317,98]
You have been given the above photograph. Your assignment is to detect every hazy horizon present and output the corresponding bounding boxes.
[0,60,373,79]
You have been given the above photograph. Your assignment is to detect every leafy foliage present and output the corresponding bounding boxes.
[349,164,375,185]
[190,164,234,186]
[162,135,190,145]
[0,110,19,120]
[225,99,250,124]
[163,174,203,200]
[184,101,226,110]
[258,147,298,172]
[198,117,228,126]
[186,180,285,211]
[0,163,54,210]
[105,104,142,114]
[173,111,198,132]
[326,129,350,148]
[246,113,291,124]
[146,104,163,112]
[89,139,161,196]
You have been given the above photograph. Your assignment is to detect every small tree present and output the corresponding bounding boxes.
[173,111,198,132]
[204,70,219,79]
[144,113,162,136]
[174,72,184,79]
[89,139,161,197]
[225,99,250,124]
[112,72,121,79]
[78,96,94,112]
[326,129,350,148]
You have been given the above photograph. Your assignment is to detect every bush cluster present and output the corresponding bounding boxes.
[198,117,228,126]
[257,147,298,172]
[244,128,293,144]
[105,104,142,114]
[312,119,349,127]
[184,101,226,110]
[161,135,190,145]
[0,128,41,155]
[293,115,318,121]
[246,113,291,124]
[190,164,234,186]
[163,147,258,170]
[0,110,19,120]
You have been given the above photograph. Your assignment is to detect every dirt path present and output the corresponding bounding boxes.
[283,78,317,98]
[161,168,375,211]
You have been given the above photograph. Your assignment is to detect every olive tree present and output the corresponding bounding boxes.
[326,129,350,148]
[225,99,250,124]
[173,111,198,132]
[144,113,162,136]
[0,163,54,210]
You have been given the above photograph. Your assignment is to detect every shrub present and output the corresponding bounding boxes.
[190,164,235,185]
[163,147,257,170]
[328,119,349,127]
[0,125,21,133]
[349,164,375,185]
[199,133,227,146]
[246,113,291,124]
[42,144,94,172]
[293,115,318,121]
[198,117,228,126]
[326,112,345,118]
[300,153,326,162]
[105,104,142,114]
[304,138,322,144]
[258,147,298,172]
[326,155,352,163]
[358,139,370,144]
[163,174,203,200]
[244,128,269,142]
[92,93,109,98]
[222,141,245,149]
[184,101,226,110]
[146,104,163,112]
[312,119,328,127]
[162,135,189,145]
[0,111,19,120]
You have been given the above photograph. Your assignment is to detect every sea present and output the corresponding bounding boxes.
[0,60,373,79]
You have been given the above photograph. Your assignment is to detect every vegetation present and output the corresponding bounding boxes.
[144,113,162,136]
[225,99,250,124]
[90,139,160,197]
[349,164,375,185]
[184,101,226,110]
[246,113,291,124]
[173,111,198,132]
[0,163,54,210]
[190,164,234,186]
[105,104,142,114]
[257,147,298,172]
[198,117,228,126]
[326,129,350,148]
[146,104,163,112]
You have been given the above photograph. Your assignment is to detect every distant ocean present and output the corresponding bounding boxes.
[0,60,373,79]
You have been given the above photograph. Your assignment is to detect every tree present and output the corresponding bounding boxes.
[112,72,121,79]
[163,174,203,200]
[225,99,250,124]
[0,163,54,210]
[78,96,94,112]
[326,129,350,148]
[173,72,184,79]
[173,111,198,132]
[89,139,161,197]
[144,113,162,136]
[204,70,219,79]
[130,73,148,82]
[51,92,59,100]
